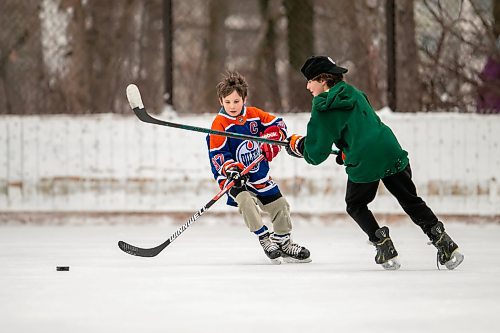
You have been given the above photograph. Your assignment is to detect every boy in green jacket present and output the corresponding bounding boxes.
[286,55,464,270]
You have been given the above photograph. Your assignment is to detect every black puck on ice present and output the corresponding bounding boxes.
[56,266,70,271]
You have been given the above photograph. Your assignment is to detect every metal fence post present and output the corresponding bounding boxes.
[163,0,173,107]
[386,0,396,111]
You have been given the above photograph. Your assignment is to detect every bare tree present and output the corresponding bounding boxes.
[396,0,420,112]
[417,0,492,112]
[494,0,500,37]
[0,0,45,114]
[203,0,229,111]
[250,0,282,111]
[52,0,90,114]
[128,0,165,114]
[1,0,165,115]
[475,0,500,113]
[284,0,314,112]
[313,0,385,109]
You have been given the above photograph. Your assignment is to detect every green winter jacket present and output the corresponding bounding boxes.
[302,81,409,183]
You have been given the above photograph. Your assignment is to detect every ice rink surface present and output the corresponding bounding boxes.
[1,218,499,333]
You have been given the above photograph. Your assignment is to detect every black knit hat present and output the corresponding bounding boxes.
[300,56,348,80]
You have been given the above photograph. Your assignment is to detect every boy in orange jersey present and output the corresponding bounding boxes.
[206,71,311,264]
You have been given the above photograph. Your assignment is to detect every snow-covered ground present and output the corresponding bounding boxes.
[1,218,499,333]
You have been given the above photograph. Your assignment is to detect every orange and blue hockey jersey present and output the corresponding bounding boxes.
[207,106,287,206]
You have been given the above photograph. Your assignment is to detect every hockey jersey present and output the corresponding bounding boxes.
[207,106,287,206]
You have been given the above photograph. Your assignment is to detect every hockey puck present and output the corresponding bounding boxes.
[56,266,70,271]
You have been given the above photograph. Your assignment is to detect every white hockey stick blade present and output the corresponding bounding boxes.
[126,84,144,109]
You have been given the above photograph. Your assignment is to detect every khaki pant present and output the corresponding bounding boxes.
[234,191,292,235]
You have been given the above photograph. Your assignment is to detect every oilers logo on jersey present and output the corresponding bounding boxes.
[236,141,261,173]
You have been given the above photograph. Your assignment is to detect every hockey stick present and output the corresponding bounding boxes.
[118,154,266,257]
[126,84,339,155]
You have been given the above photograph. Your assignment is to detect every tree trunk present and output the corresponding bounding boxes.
[396,0,420,112]
[131,0,164,114]
[250,0,282,111]
[203,0,228,110]
[0,0,45,114]
[284,0,314,112]
[494,0,500,38]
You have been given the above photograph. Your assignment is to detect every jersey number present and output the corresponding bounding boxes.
[212,154,224,171]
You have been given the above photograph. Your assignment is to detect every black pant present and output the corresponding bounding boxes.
[345,164,438,242]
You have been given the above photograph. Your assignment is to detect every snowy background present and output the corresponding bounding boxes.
[1,110,499,217]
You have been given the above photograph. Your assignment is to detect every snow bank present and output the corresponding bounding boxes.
[1,111,499,217]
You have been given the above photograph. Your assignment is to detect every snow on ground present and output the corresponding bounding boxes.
[1,218,499,333]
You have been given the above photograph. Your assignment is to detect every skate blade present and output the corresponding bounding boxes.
[444,251,464,270]
[381,258,401,270]
[282,256,312,264]
[269,257,282,265]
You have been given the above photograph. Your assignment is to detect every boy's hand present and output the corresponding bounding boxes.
[260,126,285,162]
[286,134,305,158]
[223,161,249,188]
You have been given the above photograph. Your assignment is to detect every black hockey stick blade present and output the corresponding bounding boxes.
[126,84,339,155]
[118,240,169,257]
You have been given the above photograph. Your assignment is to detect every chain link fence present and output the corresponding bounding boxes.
[0,0,498,115]
[1,0,164,115]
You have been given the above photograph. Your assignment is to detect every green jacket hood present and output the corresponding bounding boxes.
[312,81,356,112]
[303,81,409,182]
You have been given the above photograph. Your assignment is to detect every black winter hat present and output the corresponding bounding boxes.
[300,56,348,80]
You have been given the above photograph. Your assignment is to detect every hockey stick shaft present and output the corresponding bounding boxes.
[133,106,290,147]
[126,84,339,155]
[118,154,266,257]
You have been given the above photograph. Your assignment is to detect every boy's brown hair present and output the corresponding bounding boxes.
[312,73,343,88]
[216,71,248,100]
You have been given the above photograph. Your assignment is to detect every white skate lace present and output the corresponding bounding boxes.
[270,234,305,257]
[281,240,303,256]
[260,236,279,252]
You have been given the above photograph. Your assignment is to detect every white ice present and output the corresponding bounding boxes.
[1,218,499,333]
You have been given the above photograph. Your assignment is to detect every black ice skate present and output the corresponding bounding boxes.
[259,232,282,264]
[429,222,464,270]
[373,226,401,270]
[271,233,311,263]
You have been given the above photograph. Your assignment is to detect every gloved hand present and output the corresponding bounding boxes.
[260,126,285,162]
[336,151,346,165]
[223,161,249,188]
[285,134,305,158]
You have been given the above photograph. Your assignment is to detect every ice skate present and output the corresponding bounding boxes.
[429,222,464,270]
[271,233,311,263]
[259,232,282,264]
[373,226,400,270]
